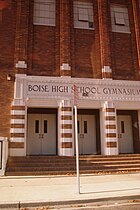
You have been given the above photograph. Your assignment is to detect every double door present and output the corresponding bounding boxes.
[117,115,133,154]
[77,115,96,154]
[27,114,56,155]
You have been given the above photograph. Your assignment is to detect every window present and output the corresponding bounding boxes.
[44,120,48,133]
[35,120,39,133]
[33,0,55,26]
[74,1,94,29]
[111,5,130,33]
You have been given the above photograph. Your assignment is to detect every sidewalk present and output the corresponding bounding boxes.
[0,173,140,209]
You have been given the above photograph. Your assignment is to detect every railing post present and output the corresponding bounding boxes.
[0,137,8,176]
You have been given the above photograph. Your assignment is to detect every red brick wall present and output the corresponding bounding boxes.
[111,0,139,80]
[26,0,140,80]
[0,0,140,139]
[73,29,96,78]
[0,1,16,137]
[32,26,56,76]
[111,33,135,79]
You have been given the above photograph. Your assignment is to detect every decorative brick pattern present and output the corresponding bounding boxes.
[102,66,112,79]
[59,100,73,156]
[103,101,118,155]
[9,142,24,149]
[10,105,25,148]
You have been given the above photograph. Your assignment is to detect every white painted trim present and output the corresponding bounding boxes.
[60,63,71,71]
[105,121,116,125]
[11,110,25,115]
[61,129,72,133]
[61,138,73,142]
[11,119,25,124]
[60,148,74,156]
[15,61,27,68]
[60,120,73,124]
[105,129,117,133]
[102,66,112,73]
[10,128,25,133]
[61,111,73,116]
[105,148,118,155]
[10,138,24,142]
[9,149,26,156]
[106,138,117,142]
[105,112,116,116]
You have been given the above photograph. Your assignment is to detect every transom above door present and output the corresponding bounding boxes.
[27,114,56,155]
[77,115,96,155]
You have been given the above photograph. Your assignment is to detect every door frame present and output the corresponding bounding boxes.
[77,114,97,154]
[77,109,101,154]
[27,108,58,155]
[117,110,139,154]
[117,115,133,154]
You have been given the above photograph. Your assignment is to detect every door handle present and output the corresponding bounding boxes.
[118,134,122,138]
[80,134,84,138]
[39,134,44,139]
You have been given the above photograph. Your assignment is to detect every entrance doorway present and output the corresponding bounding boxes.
[77,115,96,154]
[117,115,133,154]
[27,114,56,155]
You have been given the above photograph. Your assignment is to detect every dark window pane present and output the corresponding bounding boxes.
[84,121,87,134]
[35,120,39,133]
[121,121,125,133]
[44,120,48,133]
[77,121,79,134]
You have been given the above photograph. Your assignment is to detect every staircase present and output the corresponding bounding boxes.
[5,154,140,176]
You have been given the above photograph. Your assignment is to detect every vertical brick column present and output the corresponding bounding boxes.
[131,0,140,74]
[60,0,71,77]
[101,101,118,155]
[98,0,112,79]
[14,0,29,74]
[58,100,74,156]
[10,103,26,155]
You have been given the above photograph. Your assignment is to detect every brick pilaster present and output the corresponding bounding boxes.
[10,105,25,149]
[59,100,74,156]
[60,0,71,77]
[101,101,118,155]
[131,0,140,76]
[14,0,29,74]
[98,0,112,79]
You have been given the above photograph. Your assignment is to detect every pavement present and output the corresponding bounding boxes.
[0,173,140,209]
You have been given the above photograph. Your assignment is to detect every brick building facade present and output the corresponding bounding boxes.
[0,0,140,157]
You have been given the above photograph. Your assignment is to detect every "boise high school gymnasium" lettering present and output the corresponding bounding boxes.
[28,84,140,96]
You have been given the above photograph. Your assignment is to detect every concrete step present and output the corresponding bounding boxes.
[6,154,140,176]
[6,167,140,176]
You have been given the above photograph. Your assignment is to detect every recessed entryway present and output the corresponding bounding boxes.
[117,115,133,154]
[27,108,57,155]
